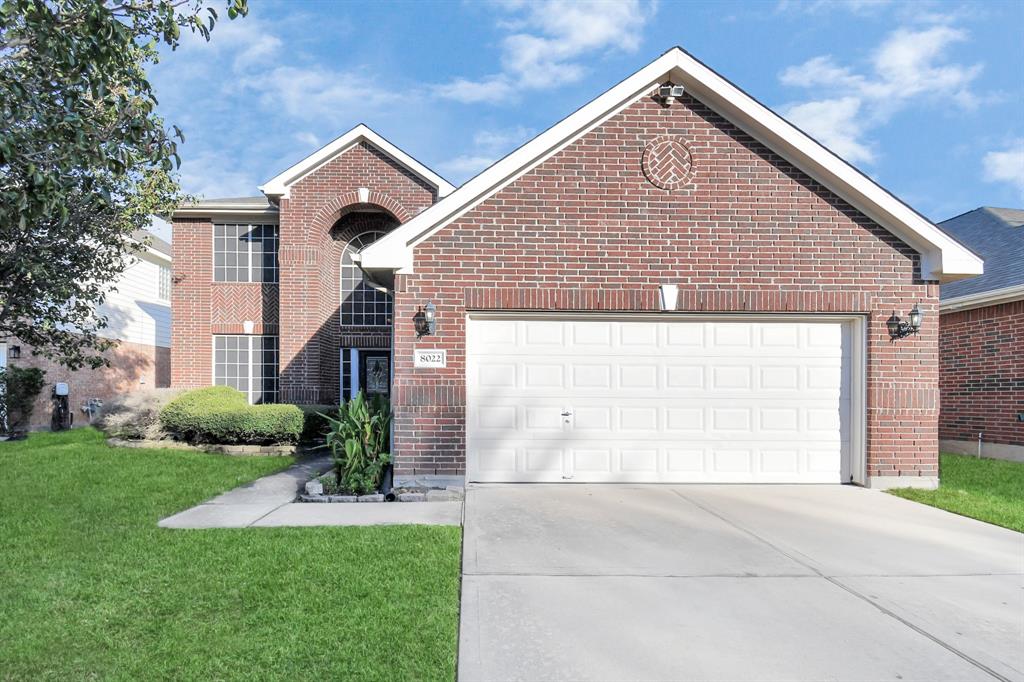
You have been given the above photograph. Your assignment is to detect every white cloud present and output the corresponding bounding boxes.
[779,22,983,164]
[438,125,536,180]
[436,155,498,177]
[434,0,655,102]
[432,75,510,104]
[178,149,256,200]
[982,139,1024,196]
[784,97,873,163]
[775,0,892,15]
[242,66,399,122]
[294,131,320,149]
[473,126,535,153]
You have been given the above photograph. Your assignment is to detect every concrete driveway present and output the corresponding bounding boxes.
[459,485,1024,682]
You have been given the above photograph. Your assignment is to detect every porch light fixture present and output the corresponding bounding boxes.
[886,304,923,340]
[416,301,437,338]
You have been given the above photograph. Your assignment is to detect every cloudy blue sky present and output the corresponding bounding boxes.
[149,0,1023,241]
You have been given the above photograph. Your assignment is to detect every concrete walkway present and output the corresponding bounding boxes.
[158,456,461,528]
[460,484,1024,682]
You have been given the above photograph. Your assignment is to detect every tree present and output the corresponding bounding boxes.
[0,0,247,369]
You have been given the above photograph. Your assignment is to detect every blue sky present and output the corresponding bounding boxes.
[149,0,1024,241]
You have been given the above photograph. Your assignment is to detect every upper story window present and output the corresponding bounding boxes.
[158,264,171,301]
[214,223,279,282]
[341,230,391,327]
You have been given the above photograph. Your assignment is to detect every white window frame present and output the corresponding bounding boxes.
[211,334,279,404]
[212,223,279,283]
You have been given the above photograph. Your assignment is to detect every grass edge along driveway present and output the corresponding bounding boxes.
[888,452,1024,533]
[0,429,461,681]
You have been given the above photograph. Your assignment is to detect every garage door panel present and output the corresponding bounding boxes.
[467,317,853,483]
[469,441,850,482]
[473,400,847,442]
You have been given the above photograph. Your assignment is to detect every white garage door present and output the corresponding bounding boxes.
[466,316,853,483]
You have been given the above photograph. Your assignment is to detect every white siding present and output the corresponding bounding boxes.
[96,253,171,348]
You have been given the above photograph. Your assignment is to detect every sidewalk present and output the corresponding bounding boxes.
[158,456,462,528]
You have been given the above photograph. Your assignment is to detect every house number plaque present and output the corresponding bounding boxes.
[414,349,447,368]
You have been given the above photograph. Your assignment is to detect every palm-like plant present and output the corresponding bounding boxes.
[319,392,391,495]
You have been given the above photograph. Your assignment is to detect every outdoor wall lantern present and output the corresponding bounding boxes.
[886,304,923,340]
[415,301,437,338]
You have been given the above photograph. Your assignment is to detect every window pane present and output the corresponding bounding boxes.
[213,223,278,283]
[340,230,391,326]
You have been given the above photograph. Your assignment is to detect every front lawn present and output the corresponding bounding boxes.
[0,429,462,680]
[888,453,1024,533]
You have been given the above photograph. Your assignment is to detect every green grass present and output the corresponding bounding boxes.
[888,453,1024,533]
[0,429,462,681]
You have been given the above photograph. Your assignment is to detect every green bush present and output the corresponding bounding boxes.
[297,404,337,443]
[0,366,46,434]
[320,392,391,495]
[160,386,304,445]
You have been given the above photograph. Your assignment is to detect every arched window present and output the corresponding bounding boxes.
[340,230,391,326]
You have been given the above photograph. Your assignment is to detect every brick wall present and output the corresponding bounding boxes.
[170,217,213,387]
[7,339,169,430]
[276,141,436,404]
[939,300,1024,446]
[392,89,939,481]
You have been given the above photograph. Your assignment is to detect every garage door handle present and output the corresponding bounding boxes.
[561,411,573,417]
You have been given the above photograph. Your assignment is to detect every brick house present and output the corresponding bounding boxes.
[937,207,1023,460]
[1,230,172,430]
[171,48,982,489]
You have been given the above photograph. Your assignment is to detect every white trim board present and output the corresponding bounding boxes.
[260,124,456,200]
[172,206,280,223]
[359,47,982,283]
[940,283,1024,313]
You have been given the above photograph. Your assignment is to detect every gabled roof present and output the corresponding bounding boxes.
[131,229,172,263]
[259,124,456,200]
[939,207,1024,310]
[359,47,983,283]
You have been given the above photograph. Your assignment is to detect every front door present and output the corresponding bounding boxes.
[360,350,390,399]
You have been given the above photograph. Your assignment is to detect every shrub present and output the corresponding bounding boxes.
[320,391,391,495]
[0,366,46,434]
[96,388,182,440]
[298,405,338,443]
[160,386,304,445]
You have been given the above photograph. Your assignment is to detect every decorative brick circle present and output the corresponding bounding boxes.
[642,135,695,190]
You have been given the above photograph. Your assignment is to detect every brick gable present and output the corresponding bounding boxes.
[172,141,438,403]
[391,90,938,482]
[278,141,437,404]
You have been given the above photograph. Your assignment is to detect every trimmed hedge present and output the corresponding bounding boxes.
[160,386,304,445]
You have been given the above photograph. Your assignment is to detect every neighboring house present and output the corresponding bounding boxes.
[171,47,982,489]
[0,230,172,430]
[937,207,1023,460]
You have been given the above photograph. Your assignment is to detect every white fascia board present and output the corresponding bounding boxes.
[172,206,280,223]
[940,283,1024,313]
[259,124,456,200]
[359,47,982,282]
[141,247,172,265]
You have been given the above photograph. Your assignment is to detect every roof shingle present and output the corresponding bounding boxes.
[938,207,1023,300]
